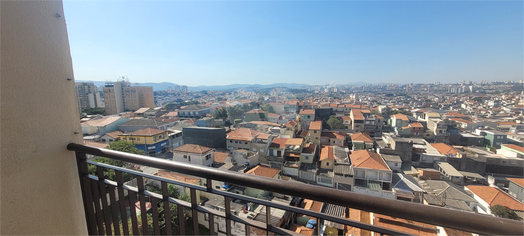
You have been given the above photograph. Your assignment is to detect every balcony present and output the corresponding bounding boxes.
[69,143,523,235]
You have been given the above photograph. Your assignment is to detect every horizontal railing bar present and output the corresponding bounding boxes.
[87,167,404,235]
[86,160,207,191]
[69,143,524,235]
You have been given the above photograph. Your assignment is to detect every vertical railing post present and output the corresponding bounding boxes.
[75,151,98,235]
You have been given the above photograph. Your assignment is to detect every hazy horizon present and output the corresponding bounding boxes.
[64,1,523,86]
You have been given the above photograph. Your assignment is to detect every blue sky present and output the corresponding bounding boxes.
[64,1,523,86]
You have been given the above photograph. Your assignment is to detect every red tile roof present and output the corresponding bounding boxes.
[285,120,298,127]
[321,131,346,139]
[309,121,322,130]
[502,144,524,153]
[393,114,409,121]
[352,109,364,120]
[430,143,459,156]
[445,111,468,117]
[104,130,123,139]
[302,143,317,154]
[227,128,264,141]
[350,150,389,170]
[173,144,213,154]
[320,145,334,161]
[270,138,288,148]
[409,122,424,128]
[466,185,524,211]
[245,165,280,178]
[155,171,201,185]
[351,133,373,143]
[300,109,315,115]
[373,214,438,236]
[508,178,524,188]
[214,152,229,163]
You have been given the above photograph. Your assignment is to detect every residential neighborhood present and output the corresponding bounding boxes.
[79,80,524,235]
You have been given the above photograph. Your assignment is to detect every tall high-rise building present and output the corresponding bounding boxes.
[103,81,154,115]
[181,85,188,93]
[75,82,101,112]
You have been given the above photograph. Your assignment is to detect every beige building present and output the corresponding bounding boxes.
[103,81,154,115]
[75,82,101,112]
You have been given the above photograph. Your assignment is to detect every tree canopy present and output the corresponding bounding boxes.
[261,104,275,113]
[227,105,244,120]
[490,205,522,220]
[88,140,144,181]
[213,108,228,119]
[327,115,342,130]
[82,107,106,115]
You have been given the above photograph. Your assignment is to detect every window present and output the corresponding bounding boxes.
[314,131,317,133]
[245,142,248,145]
[260,148,264,152]
[326,162,330,166]
[183,155,188,159]
[304,156,309,160]
[229,140,232,143]
[137,138,140,141]
[253,148,257,151]
[206,154,211,160]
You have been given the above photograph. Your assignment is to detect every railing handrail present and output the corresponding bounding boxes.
[68,143,524,235]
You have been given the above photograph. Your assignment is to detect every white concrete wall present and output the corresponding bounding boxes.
[1,1,88,234]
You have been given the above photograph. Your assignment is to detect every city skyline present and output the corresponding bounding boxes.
[64,1,523,86]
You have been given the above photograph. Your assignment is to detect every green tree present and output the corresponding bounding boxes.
[491,205,522,220]
[88,140,144,181]
[227,105,244,120]
[261,104,275,113]
[82,107,106,115]
[213,108,228,119]
[327,115,342,130]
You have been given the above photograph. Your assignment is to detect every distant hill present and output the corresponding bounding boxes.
[188,83,310,92]
[76,80,310,91]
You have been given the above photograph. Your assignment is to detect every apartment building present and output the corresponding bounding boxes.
[75,82,101,112]
[103,81,154,115]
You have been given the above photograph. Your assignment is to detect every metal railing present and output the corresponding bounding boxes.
[68,143,524,235]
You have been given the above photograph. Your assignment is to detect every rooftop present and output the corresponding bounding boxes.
[350,150,389,170]
[245,165,280,178]
[173,144,213,154]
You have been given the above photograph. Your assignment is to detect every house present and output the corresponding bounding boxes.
[267,113,280,123]
[476,129,507,148]
[244,109,268,122]
[167,129,183,149]
[350,150,395,199]
[118,118,168,132]
[81,116,129,135]
[306,121,322,143]
[226,128,264,151]
[497,144,524,158]
[450,118,482,130]
[350,109,364,133]
[437,162,464,185]
[319,146,335,170]
[320,131,346,147]
[177,105,210,118]
[508,178,524,203]
[391,173,425,203]
[119,128,170,156]
[430,143,459,157]
[409,122,424,137]
[244,165,280,199]
[380,153,402,172]
[134,107,156,118]
[151,171,202,203]
[465,185,524,215]
[98,130,122,143]
[373,214,439,236]
[390,114,410,137]
[421,180,477,212]
[350,132,374,150]
[297,109,315,131]
[172,144,214,167]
